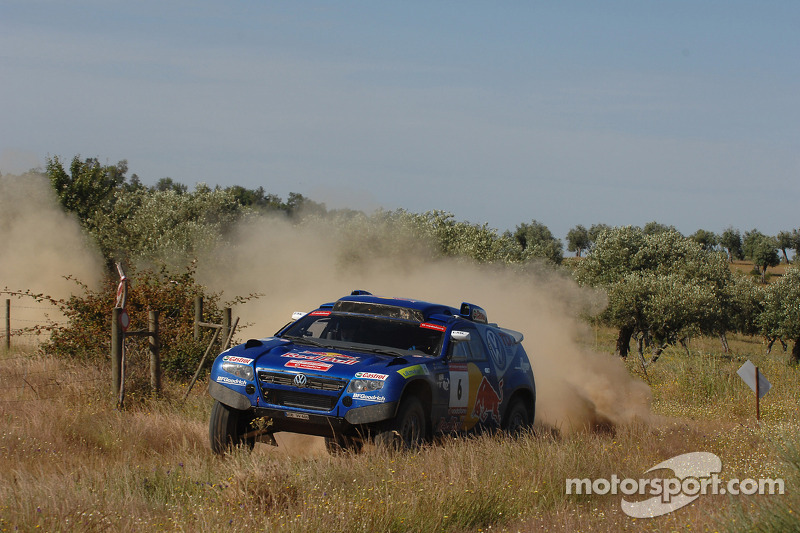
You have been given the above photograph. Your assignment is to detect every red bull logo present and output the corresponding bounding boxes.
[472,377,503,424]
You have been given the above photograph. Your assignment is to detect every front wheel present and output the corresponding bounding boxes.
[374,396,427,449]
[324,434,365,455]
[209,400,255,454]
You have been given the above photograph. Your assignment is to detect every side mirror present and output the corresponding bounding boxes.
[450,330,471,342]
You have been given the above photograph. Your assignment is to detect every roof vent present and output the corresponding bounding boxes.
[459,303,488,324]
[350,290,373,296]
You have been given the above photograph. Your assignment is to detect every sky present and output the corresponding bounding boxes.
[2,1,799,242]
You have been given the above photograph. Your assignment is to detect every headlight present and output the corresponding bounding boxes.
[221,362,254,381]
[346,378,384,394]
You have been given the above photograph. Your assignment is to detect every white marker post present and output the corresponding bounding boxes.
[736,360,771,421]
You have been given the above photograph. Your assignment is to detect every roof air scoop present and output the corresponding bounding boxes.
[351,290,372,295]
[460,303,488,324]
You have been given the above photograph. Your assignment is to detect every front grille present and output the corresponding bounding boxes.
[270,390,337,411]
[258,371,347,392]
[258,371,347,411]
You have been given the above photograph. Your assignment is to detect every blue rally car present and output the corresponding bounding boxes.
[208,291,536,453]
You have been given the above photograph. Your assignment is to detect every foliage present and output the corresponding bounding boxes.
[759,267,800,363]
[720,226,744,262]
[574,227,733,358]
[743,229,780,282]
[41,263,246,380]
[511,219,563,265]
[88,184,245,268]
[566,225,591,257]
[775,230,795,263]
[46,155,128,224]
[690,229,718,251]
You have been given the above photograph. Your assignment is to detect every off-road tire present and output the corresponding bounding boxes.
[374,396,427,449]
[209,400,256,454]
[502,397,533,437]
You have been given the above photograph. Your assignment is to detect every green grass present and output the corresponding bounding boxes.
[1,333,798,532]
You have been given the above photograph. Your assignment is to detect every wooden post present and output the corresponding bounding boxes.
[222,307,232,349]
[194,296,203,341]
[755,365,760,421]
[4,299,9,351]
[111,308,123,402]
[149,310,161,395]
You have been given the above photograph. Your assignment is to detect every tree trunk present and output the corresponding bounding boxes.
[616,326,633,358]
[792,339,800,365]
[719,333,729,354]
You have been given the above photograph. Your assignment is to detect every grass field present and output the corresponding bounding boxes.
[1,330,798,532]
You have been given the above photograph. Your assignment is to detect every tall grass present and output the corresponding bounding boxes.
[1,332,798,532]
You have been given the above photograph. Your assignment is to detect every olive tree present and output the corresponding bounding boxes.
[720,227,744,262]
[566,225,591,257]
[574,227,732,360]
[511,220,563,265]
[775,230,795,263]
[743,230,780,283]
[760,267,800,364]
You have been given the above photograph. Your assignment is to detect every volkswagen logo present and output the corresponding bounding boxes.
[293,373,308,388]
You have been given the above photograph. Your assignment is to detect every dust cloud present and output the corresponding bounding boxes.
[199,215,652,439]
[0,173,104,325]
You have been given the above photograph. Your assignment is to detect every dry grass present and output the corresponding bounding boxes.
[1,333,798,532]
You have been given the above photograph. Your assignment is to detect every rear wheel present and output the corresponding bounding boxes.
[374,396,427,449]
[502,397,533,437]
[209,400,256,454]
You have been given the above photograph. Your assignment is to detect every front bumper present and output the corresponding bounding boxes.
[209,380,397,437]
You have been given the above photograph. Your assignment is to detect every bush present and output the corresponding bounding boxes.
[42,263,255,381]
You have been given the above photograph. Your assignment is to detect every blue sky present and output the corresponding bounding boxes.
[2,1,798,241]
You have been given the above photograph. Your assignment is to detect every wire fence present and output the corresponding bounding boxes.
[1,293,68,349]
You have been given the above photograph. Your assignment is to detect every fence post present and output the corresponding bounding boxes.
[149,310,161,395]
[4,299,9,351]
[222,307,232,349]
[111,307,123,401]
[194,296,203,341]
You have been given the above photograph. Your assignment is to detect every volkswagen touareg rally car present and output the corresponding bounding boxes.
[208,291,535,453]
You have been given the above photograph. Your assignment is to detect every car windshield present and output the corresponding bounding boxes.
[281,313,444,356]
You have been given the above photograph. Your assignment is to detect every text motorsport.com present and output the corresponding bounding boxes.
[565,452,785,518]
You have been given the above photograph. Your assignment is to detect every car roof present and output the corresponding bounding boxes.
[332,294,461,321]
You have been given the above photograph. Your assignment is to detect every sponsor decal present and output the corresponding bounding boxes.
[397,365,428,379]
[420,322,446,332]
[222,355,254,365]
[471,308,487,323]
[355,372,389,381]
[352,393,386,402]
[436,373,450,392]
[437,416,461,433]
[472,376,503,424]
[285,412,310,420]
[216,376,247,387]
[282,350,358,365]
[309,310,331,316]
[284,360,332,372]
[485,330,509,372]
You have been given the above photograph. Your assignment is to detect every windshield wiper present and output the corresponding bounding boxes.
[282,335,331,349]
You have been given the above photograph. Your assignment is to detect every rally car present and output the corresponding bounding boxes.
[208,291,536,453]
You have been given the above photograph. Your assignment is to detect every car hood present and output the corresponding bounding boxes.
[217,336,436,379]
